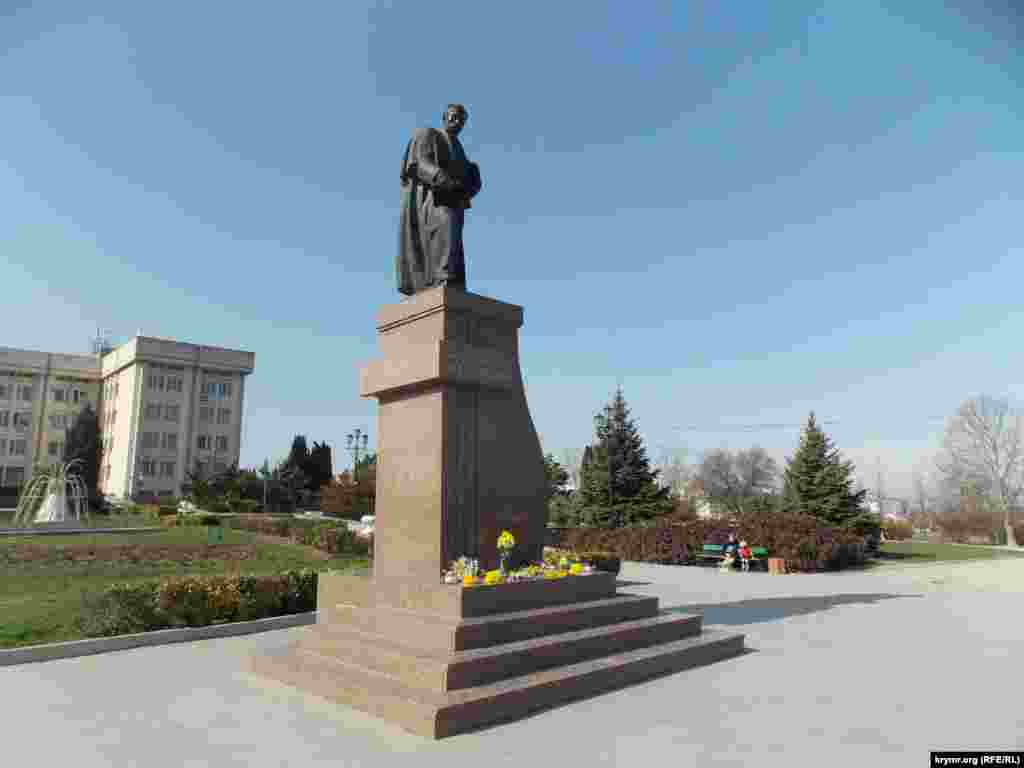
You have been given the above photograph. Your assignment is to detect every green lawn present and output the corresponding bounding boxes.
[0,526,366,649]
[878,541,1024,564]
[0,509,159,529]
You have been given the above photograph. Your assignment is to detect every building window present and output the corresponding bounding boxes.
[4,467,25,486]
[0,438,6,456]
[159,461,176,477]
[52,388,66,402]
[141,432,159,449]
[216,408,231,425]
[0,382,8,399]
[162,433,178,452]
[72,388,86,404]
[169,376,183,393]
[17,384,33,401]
[199,406,213,423]
[140,459,156,477]
[145,402,161,420]
[11,440,27,456]
[47,441,62,457]
[49,414,70,429]
[197,435,211,450]
[165,404,180,422]
[215,436,229,452]
[0,411,8,427]
[13,412,31,431]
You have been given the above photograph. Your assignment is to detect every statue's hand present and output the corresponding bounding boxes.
[435,172,464,193]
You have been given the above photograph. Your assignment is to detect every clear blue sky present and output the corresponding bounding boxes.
[3,1,1022,499]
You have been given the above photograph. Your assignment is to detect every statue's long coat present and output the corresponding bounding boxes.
[397,128,482,296]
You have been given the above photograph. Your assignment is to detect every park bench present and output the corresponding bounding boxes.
[696,543,726,565]
[696,543,771,571]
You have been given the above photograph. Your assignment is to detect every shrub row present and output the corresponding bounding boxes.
[228,515,372,557]
[882,519,914,541]
[77,570,319,637]
[159,513,223,528]
[550,509,867,572]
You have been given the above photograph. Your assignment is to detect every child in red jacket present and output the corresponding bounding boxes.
[738,541,753,572]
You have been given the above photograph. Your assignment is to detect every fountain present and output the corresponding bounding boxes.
[11,459,91,529]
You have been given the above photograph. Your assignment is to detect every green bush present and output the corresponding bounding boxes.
[77,582,166,637]
[78,570,319,636]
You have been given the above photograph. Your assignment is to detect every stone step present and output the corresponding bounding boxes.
[319,593,662,652]
[250,627,745,739]
[301,609,703,691]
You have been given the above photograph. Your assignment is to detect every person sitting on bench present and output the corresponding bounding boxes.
[738,540,753,572]
[719,551,737,573]
[724,533,739,558]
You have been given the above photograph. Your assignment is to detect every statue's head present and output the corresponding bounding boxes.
[442,103,468,136]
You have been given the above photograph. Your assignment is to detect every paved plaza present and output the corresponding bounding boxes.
[4,558,1022,767]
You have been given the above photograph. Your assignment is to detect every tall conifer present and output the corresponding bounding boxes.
[783,412,873,530]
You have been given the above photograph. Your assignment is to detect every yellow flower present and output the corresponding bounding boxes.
[484,570,504,585]
[497,530,516,550]
[569,563,583,575]
[462,575,478,587]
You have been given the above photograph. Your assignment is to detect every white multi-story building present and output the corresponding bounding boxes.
[0,336,254,499]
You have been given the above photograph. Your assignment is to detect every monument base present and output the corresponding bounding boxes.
[249,571,745,738]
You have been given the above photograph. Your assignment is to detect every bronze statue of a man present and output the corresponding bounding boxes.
[397,103,482,296]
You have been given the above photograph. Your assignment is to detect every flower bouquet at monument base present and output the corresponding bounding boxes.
[442,531,596,587]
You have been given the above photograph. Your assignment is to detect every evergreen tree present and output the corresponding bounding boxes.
[63,404,101,506]
[543,453,570,499]
[285,435,310,474]
[307,440,334,490]
[783,412,874,531]
[578,388,672,527]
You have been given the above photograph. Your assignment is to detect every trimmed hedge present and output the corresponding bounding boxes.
[228,515,372,557]
[161,513,223,528]
[883,519,913,541]
[77,570,319,637]
[550,508,867,572]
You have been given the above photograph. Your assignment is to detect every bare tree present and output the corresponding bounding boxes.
[936,395,1023,547]
[697,446,778,514]
[874,457,886,518]
[654,447,691,496]
[912,471,931,528]
[561,448,582,492]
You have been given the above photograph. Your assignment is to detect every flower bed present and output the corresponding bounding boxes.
[77,569,319,637]
[0,541,257,566]
[441,531,614,588]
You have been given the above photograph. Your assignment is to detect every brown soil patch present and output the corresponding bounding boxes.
[1,542,257,565]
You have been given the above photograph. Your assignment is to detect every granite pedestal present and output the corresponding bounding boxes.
[250,287,745,738]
